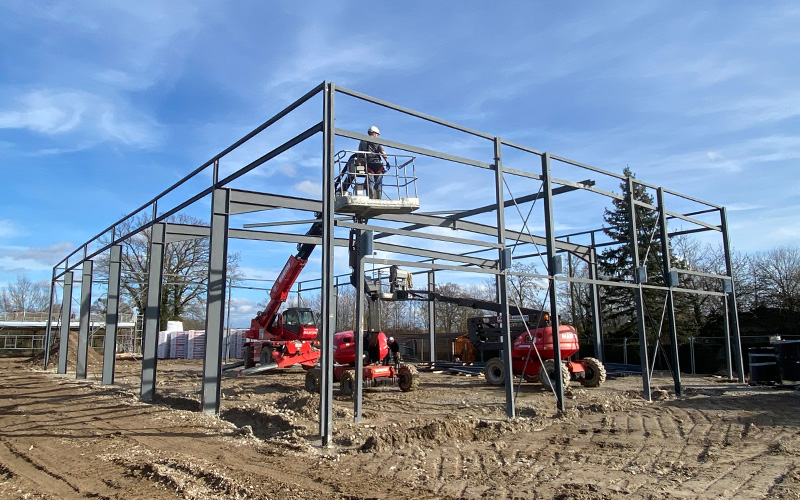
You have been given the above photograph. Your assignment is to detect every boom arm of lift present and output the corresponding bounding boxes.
[401,289,547,325]
[250,216,323,331]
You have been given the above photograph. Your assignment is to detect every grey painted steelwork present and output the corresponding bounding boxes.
[57,272,73,374]
[588,239,604,361]
[657,188,682,396]
[201,189,230,414]
[353,228,366,423]
[541,153,566,411]
[44,80,743,445]
[492,138,515,417]
[428,271,435,363]
[43,271,56,370]
[141,223,166,402]
[319,82,335,445]
[626,178,652,402]
[103,245,122,385]
[720,207,745,382]
[76,259,93,380]
[722,298,733,379]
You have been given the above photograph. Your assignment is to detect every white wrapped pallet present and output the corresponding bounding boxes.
[157,331,170,359]
[170,331,188,359]
[186,330,206,359]
[228,329,247,359]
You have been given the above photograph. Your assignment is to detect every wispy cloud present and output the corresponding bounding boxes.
[0,220,25,238]
[0,242,75,274]
[0,88,164,149]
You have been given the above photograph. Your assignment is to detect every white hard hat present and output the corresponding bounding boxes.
[388,336,394,342]
[368,125,380,135]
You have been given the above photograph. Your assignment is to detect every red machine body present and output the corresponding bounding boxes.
[332,330,389,366]
[482,322,606,388]
[242,221,323,370]
[509,324,580,376]
[302,330,418,395]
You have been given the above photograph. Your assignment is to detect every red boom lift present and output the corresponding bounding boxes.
[241,218,323,372]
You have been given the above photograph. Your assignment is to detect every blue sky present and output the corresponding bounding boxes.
[1,1,798,326]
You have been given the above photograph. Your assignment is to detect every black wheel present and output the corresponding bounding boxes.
[483,357,505,386]
[579,357,607,387]
[243,345,255,369]
[305,367,321,393]
[259,345,274,366]
[539,359,570,390]
[397,364,419,392]
[339,370,355,397]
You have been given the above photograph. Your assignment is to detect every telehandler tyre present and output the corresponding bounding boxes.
[304,367,321,393]
[539,359,570,390]
[339,370,355,397]
[397,364,419,392]
[579,357,607,387]
[483,357,505,386]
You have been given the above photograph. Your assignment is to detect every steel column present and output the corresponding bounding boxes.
[43,269,56,370]
[493,138,515,417]
[319,81,336,444]
[141,222,166,402]
[57,272,74,374]
[567,237,577,327]
[428,271,436,363]
[202,188,230,414]
[102,245,122,385]
[720,207,744,382]
[626,177,651,401]
[722,297,733,379]
[353,229,366,423]
[657,188,682,396]
[541,152,566,411]
[76,260,93,379]
[588,245,604,361]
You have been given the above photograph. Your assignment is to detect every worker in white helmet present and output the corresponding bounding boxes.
[387,335,401,368]
[358,126,390,199]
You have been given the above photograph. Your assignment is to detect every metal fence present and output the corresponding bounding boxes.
[581,334,800,375]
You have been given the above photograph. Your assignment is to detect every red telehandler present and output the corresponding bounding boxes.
[241,218,323,372]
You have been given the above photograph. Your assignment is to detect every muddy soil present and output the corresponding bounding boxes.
[1,355,799,499]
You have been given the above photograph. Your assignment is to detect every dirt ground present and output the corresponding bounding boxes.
[1,353,799,500]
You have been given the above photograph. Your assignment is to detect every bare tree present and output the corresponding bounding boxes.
[96,213,241,330]
[507,262,546,310]
[753,246,800,313]
[1,275,49,313]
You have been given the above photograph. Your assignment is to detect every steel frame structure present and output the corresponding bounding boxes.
[44,81,743,446]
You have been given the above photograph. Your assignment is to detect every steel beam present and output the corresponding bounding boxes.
[102,245,122,385]
[57,272,74,374]
[201,188,230,414]
[141,223,166,402]
[336,128,491,170]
